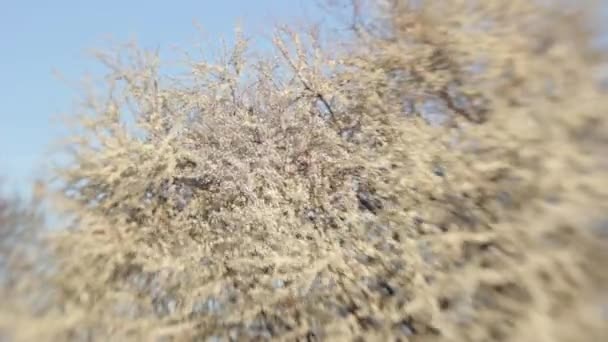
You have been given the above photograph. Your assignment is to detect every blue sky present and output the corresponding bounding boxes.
[0,0,321,195]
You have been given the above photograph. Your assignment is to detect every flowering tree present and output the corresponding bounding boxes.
[2,1,608,341]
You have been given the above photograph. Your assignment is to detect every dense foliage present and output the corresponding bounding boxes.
[2,1,608,341]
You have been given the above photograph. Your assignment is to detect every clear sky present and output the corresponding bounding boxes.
[0,0,320,196]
